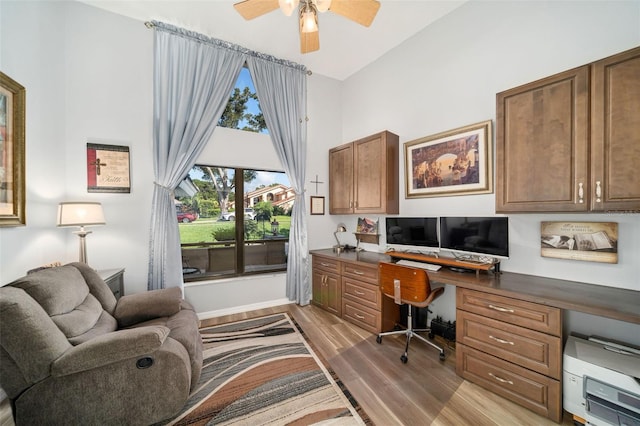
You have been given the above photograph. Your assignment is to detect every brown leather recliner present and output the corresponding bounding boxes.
[0,262,203,425]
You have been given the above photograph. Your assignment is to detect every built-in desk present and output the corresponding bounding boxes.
[309,249,640,324]
[310,248,640,423]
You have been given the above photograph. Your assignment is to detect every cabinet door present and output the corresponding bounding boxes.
[354,135,385,213]
[311,269,324,308]
[329,143,354,214]
[353,132,399,214]
[325,273,341,317]
[591,46,640,211]
[496,66,590,212]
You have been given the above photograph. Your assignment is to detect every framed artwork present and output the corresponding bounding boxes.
[356,217,378,234]
[310,196,325,215]
[87,143,131,193]
[541,221,618,264]
[0,72,26,227]
[404,120,493,198]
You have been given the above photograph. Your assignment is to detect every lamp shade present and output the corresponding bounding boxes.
[57,202,106,227]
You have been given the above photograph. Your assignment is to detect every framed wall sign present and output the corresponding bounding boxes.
[310,196,325,215]
[87,143,131,193]
[405,120,493,198]
[541,221,618,264]
[0,72,26,227]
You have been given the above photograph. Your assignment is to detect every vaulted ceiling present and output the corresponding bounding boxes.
[77,0,466,80]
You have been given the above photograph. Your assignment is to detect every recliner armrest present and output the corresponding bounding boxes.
[51,326,170,376]
[114,287,182,327]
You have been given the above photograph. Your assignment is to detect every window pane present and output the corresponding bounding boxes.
[243,170,293,273]
[178,166,292,281]
[178,166,238,278]
[218,67,268,134]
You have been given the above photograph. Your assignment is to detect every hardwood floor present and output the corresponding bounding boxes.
[202,303,576,426]
[0,303,575,425]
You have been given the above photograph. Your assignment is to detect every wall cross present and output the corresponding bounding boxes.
[90,158,107,175]
[310,174,324,194]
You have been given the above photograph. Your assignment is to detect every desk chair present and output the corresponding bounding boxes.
[376,261,446,363]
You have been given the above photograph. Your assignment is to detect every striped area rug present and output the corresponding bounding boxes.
[160,313,367,425]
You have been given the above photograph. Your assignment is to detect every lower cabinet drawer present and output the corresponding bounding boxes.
[457,310,562,378]
[457,288,561,337]
[313,256,340,274]
[342,278,381,310]
[456,344,562,423]
[342,300,380,334]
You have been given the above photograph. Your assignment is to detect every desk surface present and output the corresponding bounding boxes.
[310,249,640,324]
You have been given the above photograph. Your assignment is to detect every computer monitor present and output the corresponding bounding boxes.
[385,217,439,253]
[439,216,509,259]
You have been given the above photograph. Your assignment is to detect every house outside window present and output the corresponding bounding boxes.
[176,165,293,282]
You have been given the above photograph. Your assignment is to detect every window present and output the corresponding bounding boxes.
[177,165,293,281]
[218,67,268,134]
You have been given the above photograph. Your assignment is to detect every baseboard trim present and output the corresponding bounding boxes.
[197,298,294,320]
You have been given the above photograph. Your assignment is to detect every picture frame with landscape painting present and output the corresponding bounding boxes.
[404,120,493,198]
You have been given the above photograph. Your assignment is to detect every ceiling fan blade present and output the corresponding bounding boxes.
[329,0,380,27]
[233,0,280,20]
[299,27,319,54]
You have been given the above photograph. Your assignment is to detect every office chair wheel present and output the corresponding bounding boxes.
[439,351,446,361]
[376,335,382,344]
[400,354,408,364]
[428,332,434,339]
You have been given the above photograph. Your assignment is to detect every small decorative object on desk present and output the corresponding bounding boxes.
[356,217,378,234]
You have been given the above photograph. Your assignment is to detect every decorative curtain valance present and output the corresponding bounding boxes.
[149,21,308,74]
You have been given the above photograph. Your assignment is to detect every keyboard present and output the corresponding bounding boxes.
[396,259,442,271]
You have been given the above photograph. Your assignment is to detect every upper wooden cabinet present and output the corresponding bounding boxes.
[329,131,399,214]
[496,46,640,213]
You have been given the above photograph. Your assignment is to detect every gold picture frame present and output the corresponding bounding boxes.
[404,120,493,198]
[0,72,26,227]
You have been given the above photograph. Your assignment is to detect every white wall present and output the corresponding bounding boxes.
[1,1,638,342]
[336,0,640,344]
[0,1,344,315]
[0,1,69,282]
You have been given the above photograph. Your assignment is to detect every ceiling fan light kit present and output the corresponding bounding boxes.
[278,0,299,17]
[300,2,319,34]
[234,0,380,54]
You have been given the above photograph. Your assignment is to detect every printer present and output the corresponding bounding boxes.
[563,335,640,426]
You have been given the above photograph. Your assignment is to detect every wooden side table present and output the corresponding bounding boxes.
[98,268,125,300]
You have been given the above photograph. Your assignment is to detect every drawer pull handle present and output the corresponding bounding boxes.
[488,304,514,313]
[320,262,330,267]
[352,270,364,275]
[489,372,513,385]
[489,335,514,345]
[354,290,365,295]
[355,313,365,319]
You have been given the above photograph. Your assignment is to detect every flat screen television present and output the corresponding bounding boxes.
[385,217,439,252]
[439,216,509,259]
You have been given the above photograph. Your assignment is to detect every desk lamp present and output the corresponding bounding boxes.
[57,202,105,264]
[333,224,347,253]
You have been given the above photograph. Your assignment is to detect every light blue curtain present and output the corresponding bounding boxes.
[149,22,246,290]
[247,58,310,305]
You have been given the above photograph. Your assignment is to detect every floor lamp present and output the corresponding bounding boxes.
[57,202,106,264]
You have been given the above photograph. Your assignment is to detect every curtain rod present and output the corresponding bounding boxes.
[144,21,312,76]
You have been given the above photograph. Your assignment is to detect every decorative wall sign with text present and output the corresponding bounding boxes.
[87,143,130,193]
[541,221,618,264]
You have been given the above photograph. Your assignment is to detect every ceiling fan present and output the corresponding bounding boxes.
[233,0,381,54]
